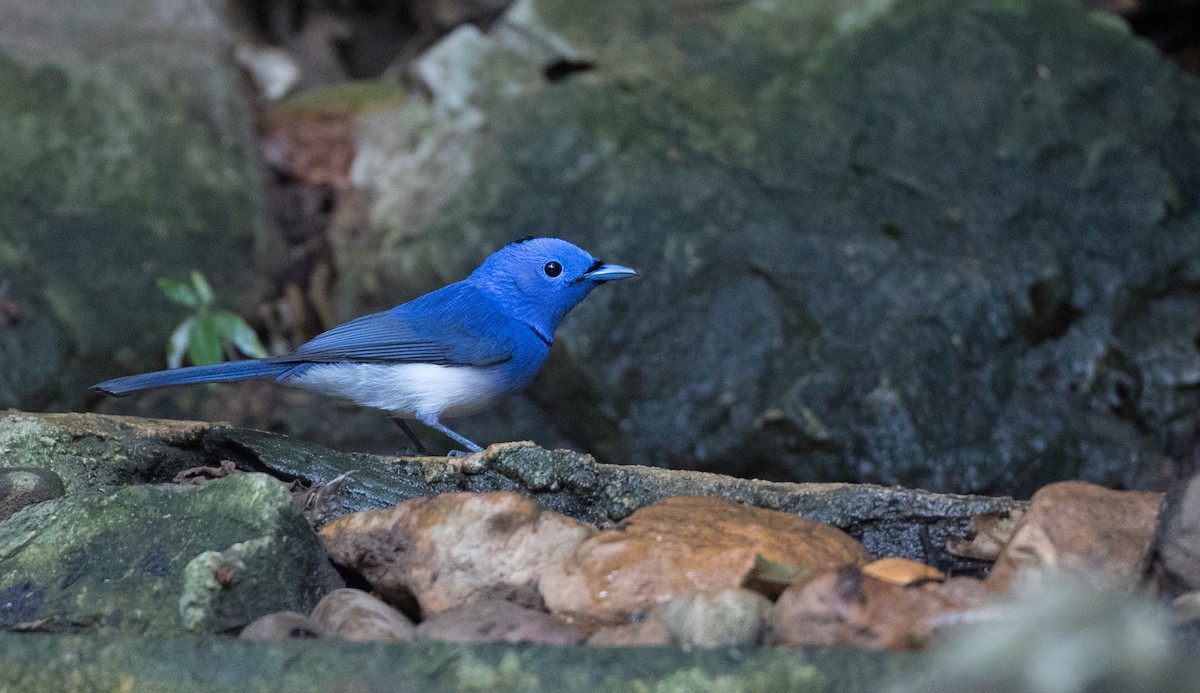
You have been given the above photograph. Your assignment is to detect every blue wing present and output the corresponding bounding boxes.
[267,283,516,368]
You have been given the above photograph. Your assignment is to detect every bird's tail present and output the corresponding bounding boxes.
[92,360,289,396]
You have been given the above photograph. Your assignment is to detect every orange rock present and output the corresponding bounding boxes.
[540,496,869,626]
[985,481,1162,593]
[862,557,945,586]
[319,491,596,615]
[774,566,982,650]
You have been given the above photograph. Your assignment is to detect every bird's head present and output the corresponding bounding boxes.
[468,237,638,340]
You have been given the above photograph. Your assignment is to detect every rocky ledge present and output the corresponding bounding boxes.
[1,412,1196,690]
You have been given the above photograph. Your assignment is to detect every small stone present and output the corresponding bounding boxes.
[652,589,773,648]
[946,509,1026,561]
[862,557,945,586]
[540,496,869,626]
[415,599,585,645]
[0,468,65,522]
[986,481,1161,593]
[587,618,673,647]
[319,491,596,615]
[774,566,982,650]
[1151,473,1200,596]
[310,588,415,642]
[239,611,327,642]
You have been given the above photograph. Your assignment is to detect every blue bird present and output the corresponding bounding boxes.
[92,237,637,454]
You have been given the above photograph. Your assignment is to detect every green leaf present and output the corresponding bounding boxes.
[190,271,215,308]
[166,317,196,369]
[187,315,224,366]
[157,278,198,307]
[213,311,268,358]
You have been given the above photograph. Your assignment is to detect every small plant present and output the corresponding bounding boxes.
[157,271,268,368]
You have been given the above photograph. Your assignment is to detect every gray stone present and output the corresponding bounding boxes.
[239,611,327,642]
[415,599,585,645]
[0,468,64,521]
[332,0,1200,495]
[1152,473,1200,596]
[0,0,267,412]
[652,589,774,648]
[0,473,342,635]
[0,412,210,493]
[310,588,416,642]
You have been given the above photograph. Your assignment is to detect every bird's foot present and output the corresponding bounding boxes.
[443,448,486,473]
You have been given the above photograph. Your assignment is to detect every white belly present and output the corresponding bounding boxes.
[289,363,509,419]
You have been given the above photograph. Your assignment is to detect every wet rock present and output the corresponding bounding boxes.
[587,618,673,647]
[239,611,327,642]
[774,566,985,650]
[540,496,869,626]
[1151,472,1200,596]
[652,589,773,648]
[861,558,945,587]
[319,491,595,615]
[0,473,341,635]
[0,468,64,522]
[310,588,415,642]
[415,599,585,645]
[986,481,1161,593]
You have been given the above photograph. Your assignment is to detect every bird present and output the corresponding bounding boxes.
[92,237,638,454]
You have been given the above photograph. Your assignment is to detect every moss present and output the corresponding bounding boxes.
[0,52,263,410]
[0,473,338,635]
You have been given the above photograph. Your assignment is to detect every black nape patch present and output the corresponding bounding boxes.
[510,236,536,245]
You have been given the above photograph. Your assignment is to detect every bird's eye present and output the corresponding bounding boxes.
[543,261,562,278]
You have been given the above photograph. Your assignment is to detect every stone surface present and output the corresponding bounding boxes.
[310,588,416,642]
[319,491,595,615]
[0,468,64,521]
[586,618,673,647]
[2,414,1025,575]
[862,558,945,587]
[0,633,881,692]
[887,582,1195,693]
[774,566,986,650]
[540,496,869,626]
[0,0,266,412]
[651,589,773,648]
[330,0,1200,495]
[239,611,327,642]
[0,412,212,494]
[0,473,341,635]
[415,598,585,645]
[986,481,1162,593]
[1151,472,1200,596]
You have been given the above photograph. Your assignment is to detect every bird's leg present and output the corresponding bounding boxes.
[392,417,430,456]
[417,413,484,455]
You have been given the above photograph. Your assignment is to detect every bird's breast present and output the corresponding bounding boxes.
[287,361,531,418]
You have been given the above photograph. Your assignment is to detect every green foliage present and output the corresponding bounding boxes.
[157,271,267,368]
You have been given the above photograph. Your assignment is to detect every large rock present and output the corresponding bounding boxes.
[540,495,869,625]
[985,481,1161,593]
[0,0,266,411]
[0,473,341,635]
[319,491,595,615]
[332,0,1200,493]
